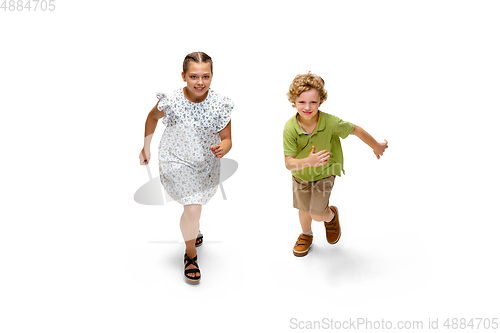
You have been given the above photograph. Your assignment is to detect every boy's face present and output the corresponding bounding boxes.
[182,62,213,102]
[294,89,321,122]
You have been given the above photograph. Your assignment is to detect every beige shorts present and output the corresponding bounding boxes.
[292,175,336,216]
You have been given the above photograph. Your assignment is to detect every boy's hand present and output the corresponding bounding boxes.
[308,146,330,167]
[139,148,151,165]
[210,145,224,158]
[373,140,388,159]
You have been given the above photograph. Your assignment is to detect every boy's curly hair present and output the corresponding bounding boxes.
[287,72,328,106]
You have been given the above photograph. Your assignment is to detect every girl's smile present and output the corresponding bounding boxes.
[182,62,213,103]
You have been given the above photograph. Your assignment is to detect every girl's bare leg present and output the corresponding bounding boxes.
[180,204,202,278]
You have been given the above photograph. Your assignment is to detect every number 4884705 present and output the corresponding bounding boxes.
[1,0,56,11]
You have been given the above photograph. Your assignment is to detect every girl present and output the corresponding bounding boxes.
[139,52,234,284]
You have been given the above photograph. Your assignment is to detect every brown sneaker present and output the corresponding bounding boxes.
[293,234,313,257]
[324,206,341,244]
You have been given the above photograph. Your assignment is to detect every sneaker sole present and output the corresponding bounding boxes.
[293,245,312,257]
[293,250,308,257]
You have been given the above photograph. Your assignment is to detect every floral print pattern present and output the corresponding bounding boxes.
[156,88,233,205]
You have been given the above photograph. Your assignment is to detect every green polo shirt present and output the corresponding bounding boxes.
[283,111,355,181]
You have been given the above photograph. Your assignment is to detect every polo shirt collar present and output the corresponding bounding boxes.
[293,111,326,135]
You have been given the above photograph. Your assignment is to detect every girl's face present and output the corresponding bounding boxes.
[182,62,213,102]
[294,89,321,122]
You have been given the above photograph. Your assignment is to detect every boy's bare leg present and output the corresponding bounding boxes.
[180,204,202,278]
[310,208,334,223]
[298,210,313,233]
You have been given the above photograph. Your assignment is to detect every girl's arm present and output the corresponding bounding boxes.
[350,125,388,159]
[211,121,232,158]
[139,102,164,165]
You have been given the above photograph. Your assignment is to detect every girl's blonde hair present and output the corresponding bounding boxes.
[287,72,328,105]
[183,51,213,74]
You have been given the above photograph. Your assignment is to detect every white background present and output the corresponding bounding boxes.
[1,0,499,332]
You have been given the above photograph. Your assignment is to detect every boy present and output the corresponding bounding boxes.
[283,72,388,257]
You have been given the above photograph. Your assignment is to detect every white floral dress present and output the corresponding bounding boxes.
[156,88,233,205]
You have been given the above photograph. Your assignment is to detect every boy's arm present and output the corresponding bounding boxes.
[284,146,330,171]
[140,102,164,165]
[350,125,388,159]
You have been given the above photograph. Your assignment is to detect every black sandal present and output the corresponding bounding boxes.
[195,232,203,247]
[184,253,201,284]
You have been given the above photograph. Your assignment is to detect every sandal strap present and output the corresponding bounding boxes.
[184,254,199,269]
[184,268,201,280]
[184,269,200,274]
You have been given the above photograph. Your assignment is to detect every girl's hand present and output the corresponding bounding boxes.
[308,146,330,167]
[210,145,224,158]
[139,148,151,165]
[373,139,388,159]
